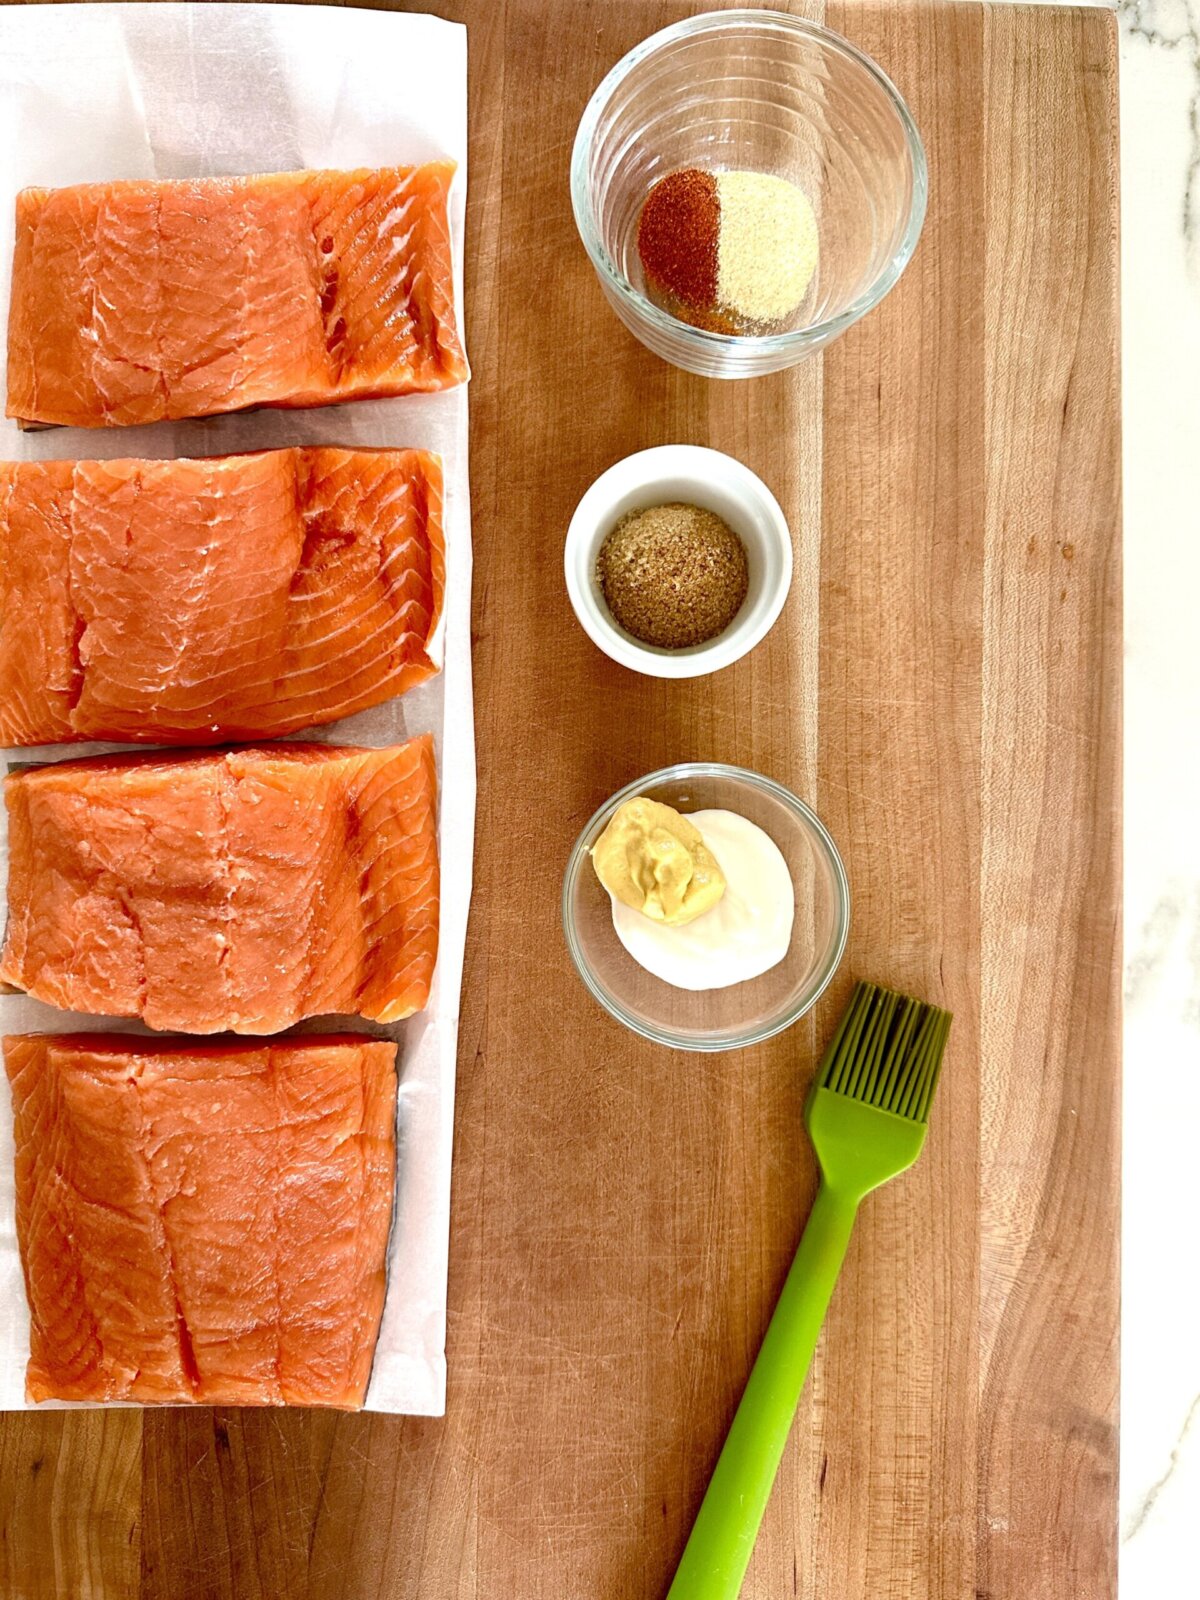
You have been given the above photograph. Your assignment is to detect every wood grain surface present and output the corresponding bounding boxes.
[0,1,1121,1597]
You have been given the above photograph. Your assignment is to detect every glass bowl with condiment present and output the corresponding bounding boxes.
[564,445,791,678]
[562,764,850,1052]
[570,9,927,378]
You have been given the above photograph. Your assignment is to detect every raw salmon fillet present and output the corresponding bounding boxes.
[0,448,445,746]
[0,738,439,1032]
[7,165,468,428]
[4,1033,396,1407]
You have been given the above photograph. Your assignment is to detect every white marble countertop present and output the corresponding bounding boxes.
[1115,0,1200,1590]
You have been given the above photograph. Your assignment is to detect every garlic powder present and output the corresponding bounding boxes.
[715,170,819,326]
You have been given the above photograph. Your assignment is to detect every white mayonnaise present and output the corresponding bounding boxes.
[610,809,794,990]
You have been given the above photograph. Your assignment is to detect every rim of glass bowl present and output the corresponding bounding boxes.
[569,8,929,356]
[561,762,852,1052]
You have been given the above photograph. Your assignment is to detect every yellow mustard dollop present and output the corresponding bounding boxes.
[590,797,726,927]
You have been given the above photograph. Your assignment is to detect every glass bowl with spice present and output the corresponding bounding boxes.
[564,445,791,678]
[570,9,927,378]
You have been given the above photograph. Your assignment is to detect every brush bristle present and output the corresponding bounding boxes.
[816,981,952,1124]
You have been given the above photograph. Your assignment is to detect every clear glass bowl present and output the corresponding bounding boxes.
[562,764,850,1051]
[570,9,927,378]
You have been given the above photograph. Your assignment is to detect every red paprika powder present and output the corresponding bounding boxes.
[636,167,719,311]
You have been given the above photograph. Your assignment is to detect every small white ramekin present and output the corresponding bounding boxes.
[563,445,792,678]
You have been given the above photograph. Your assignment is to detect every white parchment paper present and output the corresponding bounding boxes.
[0,4,473,1415]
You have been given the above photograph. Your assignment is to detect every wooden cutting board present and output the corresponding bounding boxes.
[0,1,1120,1596]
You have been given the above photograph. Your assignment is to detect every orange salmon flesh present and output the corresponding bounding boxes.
[0,448,445,746]
[6,165,468,427]
[4,1033,397,1407]
[0,738,440,1033]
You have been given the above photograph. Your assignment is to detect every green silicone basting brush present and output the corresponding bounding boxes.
[666,980,953,1600]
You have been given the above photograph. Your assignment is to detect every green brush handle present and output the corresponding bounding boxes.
[666,1182,860,1600]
